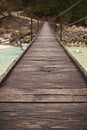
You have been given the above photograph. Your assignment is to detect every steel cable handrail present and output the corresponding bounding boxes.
[53,0,82,20]
[68,17,87,26]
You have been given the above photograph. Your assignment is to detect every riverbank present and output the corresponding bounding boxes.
[66,46,87,72]
[0,45,22,76]
[0,45,11,49]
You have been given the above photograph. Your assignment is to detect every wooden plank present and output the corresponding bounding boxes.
[0,22,87,129]
[1,88,87,95]
[0,103,87,129]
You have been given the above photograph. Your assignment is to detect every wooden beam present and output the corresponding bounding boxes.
[60,15,63,41]
[30,16,33,41]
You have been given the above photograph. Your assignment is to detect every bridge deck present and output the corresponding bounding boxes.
[0,23,87,129]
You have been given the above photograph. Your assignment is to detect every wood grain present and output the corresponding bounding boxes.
[0,22,87,129]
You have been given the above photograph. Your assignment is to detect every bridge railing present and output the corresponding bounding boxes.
[0,12,43,49]
[51,0,87,47]
[52,17,87,47]
[30,14,43,41]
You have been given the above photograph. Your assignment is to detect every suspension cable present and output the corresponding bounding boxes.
[68,17,87,26]
[53,0,82,20]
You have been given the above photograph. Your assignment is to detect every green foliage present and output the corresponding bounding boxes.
[1,0,86,25]
[34,0,51,16]
[72,1,86,20]
[21,0,86,24]
[0,0,8,14]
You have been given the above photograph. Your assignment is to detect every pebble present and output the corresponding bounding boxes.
[61,25,87,47]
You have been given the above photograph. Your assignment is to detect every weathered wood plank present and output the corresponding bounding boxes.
[0,22,87,129]
[0,103,87,130]
[1,88,87,95]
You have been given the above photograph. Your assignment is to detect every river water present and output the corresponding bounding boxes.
[66,46,87,72]
[0,45,87,77]
[0,46,22,76]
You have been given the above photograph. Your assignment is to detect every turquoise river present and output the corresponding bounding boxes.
[66,46,87,72]
[0,47,22,76]
[0,46,87,77]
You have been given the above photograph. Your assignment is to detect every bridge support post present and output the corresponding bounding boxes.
[30,16,33,41]
[60,15,63,41]
[37,20,39,33]
[54,22,56,32]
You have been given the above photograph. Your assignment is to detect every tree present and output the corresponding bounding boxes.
[0,0,8,14]
[8,0,87,24]
[71,0,87,24]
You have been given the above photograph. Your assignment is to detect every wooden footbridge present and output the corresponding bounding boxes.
[0,22,87,129]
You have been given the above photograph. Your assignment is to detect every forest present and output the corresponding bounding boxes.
[0,0,87,23]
